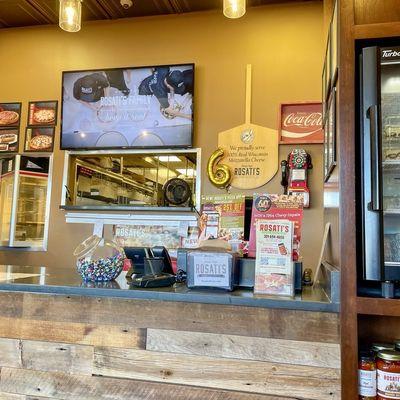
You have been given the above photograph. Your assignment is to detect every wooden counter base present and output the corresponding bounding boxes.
[0,292,341,399]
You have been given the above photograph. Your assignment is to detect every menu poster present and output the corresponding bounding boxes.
[0,103,21,127]
[24,127,55,152]
[28,101,58,127]
[200,194,246,253]
[248,194,304,259]
[254,220,294,296]
[0,128,19,153]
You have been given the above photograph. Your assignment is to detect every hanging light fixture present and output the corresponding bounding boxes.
[59,0,82,33]
[223,0,246,19]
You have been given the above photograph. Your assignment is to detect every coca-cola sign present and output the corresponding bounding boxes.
[279,102,323,144]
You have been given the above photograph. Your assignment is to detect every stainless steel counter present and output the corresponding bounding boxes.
[0,265,339,312]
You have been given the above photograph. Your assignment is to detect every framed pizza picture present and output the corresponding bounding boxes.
[0,128,19,153]
[24,127,55,152]
[0,103,22,127]
[27,100,58,127]
[279,102,323,144]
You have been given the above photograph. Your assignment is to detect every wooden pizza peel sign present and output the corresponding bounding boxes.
[218,65,279,189]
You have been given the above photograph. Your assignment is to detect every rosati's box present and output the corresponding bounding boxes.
[185,249,239,291]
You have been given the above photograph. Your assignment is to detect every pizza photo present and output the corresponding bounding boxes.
[33,109,55,124]
[0,111,19,126]
[0,132,17,144]
[0,128,19,153]
[0,103,21,127]
[29,135,52,150]
[25,127,54,152]
[28,101,58,126]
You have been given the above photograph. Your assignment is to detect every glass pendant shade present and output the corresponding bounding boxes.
[59,0,82,33]
[223,0,246,19]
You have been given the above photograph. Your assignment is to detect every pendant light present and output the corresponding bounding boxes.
[223,0,246,19]
[59,0,82,33]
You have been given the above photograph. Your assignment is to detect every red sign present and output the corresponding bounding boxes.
[248,194,304,260]
[279,102,323,144]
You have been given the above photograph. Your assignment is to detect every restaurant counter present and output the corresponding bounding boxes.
[0,264,339,312]
[0,264,341,399]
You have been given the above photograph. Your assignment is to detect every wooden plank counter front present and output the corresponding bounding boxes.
[0,290,341,400]
[0,266,340,399]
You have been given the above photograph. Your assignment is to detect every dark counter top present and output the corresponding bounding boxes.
[0,265,339,313]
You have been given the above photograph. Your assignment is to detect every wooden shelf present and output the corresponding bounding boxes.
[354,21,400,39]
[357,296,400,317]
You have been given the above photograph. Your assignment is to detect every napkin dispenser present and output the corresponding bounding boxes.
[181,248,239,291]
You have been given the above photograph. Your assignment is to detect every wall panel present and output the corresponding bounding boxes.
[0,292,340,399]
[0,2,325,272]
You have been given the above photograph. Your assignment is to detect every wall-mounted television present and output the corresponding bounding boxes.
[61,64,194,150]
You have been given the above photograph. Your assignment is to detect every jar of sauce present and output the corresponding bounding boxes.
[377,350,400,399]
[359,351,377,399]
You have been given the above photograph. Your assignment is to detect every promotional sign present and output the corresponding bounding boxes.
[248,194,304,259]
[279,102,323,144]
[217,65,279,189]
[24,127,55,152]
[61,64,194,150]
[28,101,58,127]
[0,129,19,153]
[113,221,198,256]
[192,252,230,288]
[254,220,294,296]
[218,126,279,189]
[0,103,21,127]
[200,194,246,253]
[0,103,21,153]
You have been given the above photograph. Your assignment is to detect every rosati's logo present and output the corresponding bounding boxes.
[382,49,400,58]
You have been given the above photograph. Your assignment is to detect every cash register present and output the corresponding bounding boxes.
[124,246,176,288]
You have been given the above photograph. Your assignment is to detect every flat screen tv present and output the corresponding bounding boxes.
[61,64,194,150]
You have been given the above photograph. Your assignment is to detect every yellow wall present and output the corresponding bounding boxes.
[0,2,325,271]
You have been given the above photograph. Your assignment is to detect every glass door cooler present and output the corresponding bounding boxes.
[0,155,52,250]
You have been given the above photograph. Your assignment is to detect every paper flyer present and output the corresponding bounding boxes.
[199,194,246,253]
[113,223,199,256]
[254,219,294,296]
[248,193,304,259]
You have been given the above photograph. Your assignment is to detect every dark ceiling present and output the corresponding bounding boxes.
[0,0,317,29]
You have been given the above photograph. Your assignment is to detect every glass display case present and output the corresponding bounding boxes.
[0,155,52,250]
[61,149,201,210]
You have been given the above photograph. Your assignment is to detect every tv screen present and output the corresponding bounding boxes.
[61,64,194,150]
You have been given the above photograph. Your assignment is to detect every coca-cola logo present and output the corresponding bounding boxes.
[281,103,323,141]
[283,112,322,131]
[283,112,322,133]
